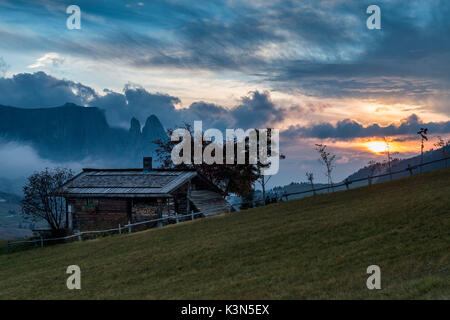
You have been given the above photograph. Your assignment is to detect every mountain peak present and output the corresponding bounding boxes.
[144,114,162,126]
[129,117,141,134]
[142,114,167,143]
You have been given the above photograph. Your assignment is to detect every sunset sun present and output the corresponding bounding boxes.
[365,141,388,153]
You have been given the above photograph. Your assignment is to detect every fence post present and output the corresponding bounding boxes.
[78,232,82,242]
[344,179,350,190]
[7,241,10,253]
[118,224,122,234]
[368,175,372,186]
[407,164,413,176]
[40,237,44,248]
[175,212,179,223]
[191,210,194,220]
[128,221,131,233]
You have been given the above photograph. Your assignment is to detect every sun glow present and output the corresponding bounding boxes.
[365,141,388,153]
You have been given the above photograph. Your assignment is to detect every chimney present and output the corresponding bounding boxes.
[143,157,152,172]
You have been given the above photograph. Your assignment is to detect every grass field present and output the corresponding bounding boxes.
[0,168,449,299]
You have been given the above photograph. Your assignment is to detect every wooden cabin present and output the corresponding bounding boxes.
[58,158,232,231]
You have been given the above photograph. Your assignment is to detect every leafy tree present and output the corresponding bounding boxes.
[155,124,260,197]
[21,168,73,235]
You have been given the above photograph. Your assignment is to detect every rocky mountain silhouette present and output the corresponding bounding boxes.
[0,103,168,166]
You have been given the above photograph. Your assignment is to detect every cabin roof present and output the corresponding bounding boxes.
[58,169,197,198]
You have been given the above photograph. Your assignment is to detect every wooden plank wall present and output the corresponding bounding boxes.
[69,198,129,231]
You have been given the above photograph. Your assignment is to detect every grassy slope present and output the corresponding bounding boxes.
[0,169,449,299]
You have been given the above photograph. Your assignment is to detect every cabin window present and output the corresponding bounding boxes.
[82,199,99,213]
[87,199,99,206]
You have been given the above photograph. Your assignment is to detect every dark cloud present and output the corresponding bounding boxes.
[0,72,291,130]
[283,114,450,140]
[230,91,285,128]
[0,72,182,128]
[90,84,181,128]
[94,89,304,131]
[0,72,95,107]
[0,72,184,129]
[180,101,233,129]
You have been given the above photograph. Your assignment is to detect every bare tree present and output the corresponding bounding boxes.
[417,128,428,173]
[305,172,316,195]
[257,155,286,203]
[434,136,450,168]
[382,137,401,181]
[21,168,73,235]
[384,137,392,179]
[254,129,285,203]
[315,143,336,192]
[257,172,270,204]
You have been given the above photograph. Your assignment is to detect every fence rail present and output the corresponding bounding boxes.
[6,156,449,252]
[6,210,224,252]
[281,156,449,200]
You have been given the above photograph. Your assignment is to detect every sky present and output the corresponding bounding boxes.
[0,0,449,187]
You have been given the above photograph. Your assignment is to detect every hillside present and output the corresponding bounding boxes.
[0,168,449,299]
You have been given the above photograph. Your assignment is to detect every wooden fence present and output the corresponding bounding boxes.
[6,210,229,252]
[281,156,449,200]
